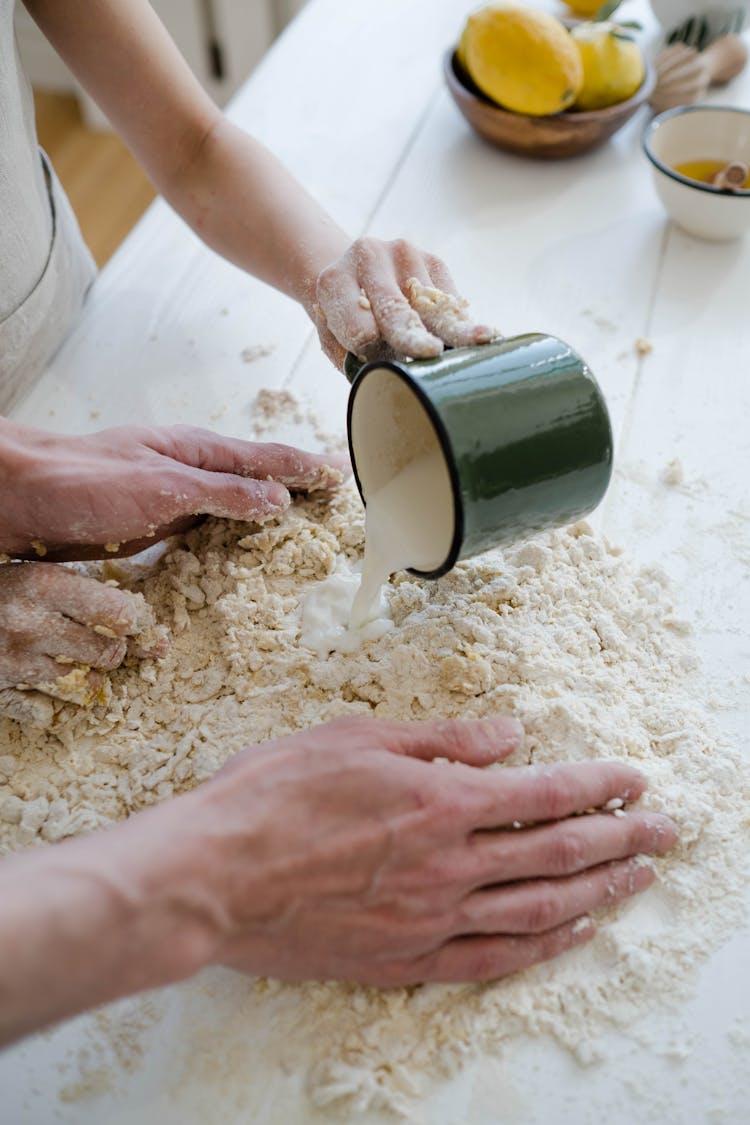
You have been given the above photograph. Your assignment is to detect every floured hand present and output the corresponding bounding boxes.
[0,420,349,561]
[312,238,498,368]
[156,715,678,986]
[0,563,167,724]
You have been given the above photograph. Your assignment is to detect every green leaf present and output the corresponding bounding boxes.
[610,29,636,41]
[593,0,623,21]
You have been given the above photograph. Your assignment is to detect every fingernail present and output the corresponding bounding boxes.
[644,813,680,848]
[298,459,351,491]
[474,325,501,343]
[264,482,291,510]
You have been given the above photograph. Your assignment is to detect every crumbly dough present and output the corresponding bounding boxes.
[661,457,685,487]
[405,277,496,349]
[0,472,747,1118]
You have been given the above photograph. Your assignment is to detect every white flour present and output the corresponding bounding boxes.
[0,458,748,1119]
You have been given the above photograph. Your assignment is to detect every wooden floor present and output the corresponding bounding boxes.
[33,90,156,268]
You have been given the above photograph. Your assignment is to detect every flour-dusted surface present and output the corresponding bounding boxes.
[0,482,748,1119]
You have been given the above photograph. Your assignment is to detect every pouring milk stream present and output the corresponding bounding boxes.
[301,338,614,655]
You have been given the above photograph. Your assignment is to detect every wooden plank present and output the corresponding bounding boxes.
[600,138,750,750]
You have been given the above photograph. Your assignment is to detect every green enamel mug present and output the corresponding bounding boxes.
[344,334,613,579]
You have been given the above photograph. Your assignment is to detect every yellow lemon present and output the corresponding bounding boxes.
[564,0,607,15]
[571,23,645,110]
[461,3,583,117]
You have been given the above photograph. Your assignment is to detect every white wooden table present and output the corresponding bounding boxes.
[2,1,749,1121]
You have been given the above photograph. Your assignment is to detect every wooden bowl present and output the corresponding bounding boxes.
[444,49,656,159]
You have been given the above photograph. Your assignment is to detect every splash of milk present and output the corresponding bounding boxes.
[300,559,394,656]
[300,448,453,655]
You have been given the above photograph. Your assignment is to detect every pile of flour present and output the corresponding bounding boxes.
[0,478,748,1119]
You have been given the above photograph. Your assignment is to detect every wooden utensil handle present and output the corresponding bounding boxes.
[703,35,749,85]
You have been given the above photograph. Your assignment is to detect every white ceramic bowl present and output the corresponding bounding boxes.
[650,0,749,43]
[643,105,750,240]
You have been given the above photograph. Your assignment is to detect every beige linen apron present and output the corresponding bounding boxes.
[0,0,96,413]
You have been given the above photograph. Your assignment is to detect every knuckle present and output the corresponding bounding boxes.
[390,237,413,259]
[525,886,563,932]
[434,789,472,826]
[321,714,374,741]
[3,617,49,652]
[407,776,441,812]
[315,266,338,300]
[420,853,466,892]
[552,829,589,874]
[353,236,377,260]
[535,770,578,821]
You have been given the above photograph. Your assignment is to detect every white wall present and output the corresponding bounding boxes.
[15,0,308,127]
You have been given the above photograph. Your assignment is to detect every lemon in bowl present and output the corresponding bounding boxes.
[572,21,645,111]
[445,3,654,159]
[460,2,583,116]
[564,0,609,14]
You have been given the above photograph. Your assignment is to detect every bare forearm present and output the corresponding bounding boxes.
[0,802,215,1047]
[166,119,351,312]
[0,416,40,555]
[23,0,493,366]
[24,2,348,313]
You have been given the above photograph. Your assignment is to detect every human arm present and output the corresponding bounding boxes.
[22,0,495,366]
[0,715,677,1047]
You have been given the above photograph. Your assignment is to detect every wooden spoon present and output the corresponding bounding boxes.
[711,161,749,189]
[650,35,748,114]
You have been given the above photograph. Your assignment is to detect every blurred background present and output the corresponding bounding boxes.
[15,0,309,266]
